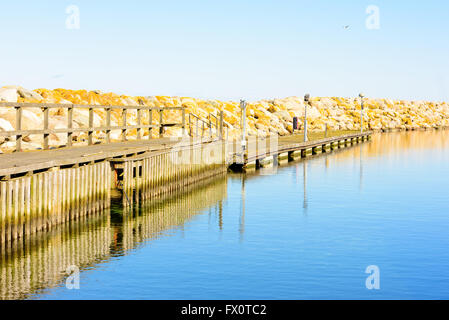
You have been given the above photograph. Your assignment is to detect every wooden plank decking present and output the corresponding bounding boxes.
[227,131,372,165]
[0,131,372,177]
[0,137,222,177]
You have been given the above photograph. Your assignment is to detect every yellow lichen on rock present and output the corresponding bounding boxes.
[1,85,449,151]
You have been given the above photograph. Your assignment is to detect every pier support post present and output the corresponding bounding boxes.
[243,161,256,172]
[277,152,289,165]
[302,148,313,157]
[259,156,274,168]
[312,146,322,155]
[331,141,339,150]
[289,150,302,161]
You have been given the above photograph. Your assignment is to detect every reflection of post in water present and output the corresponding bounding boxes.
[294,164,299,185]
[218,200,223,231]
[359,144,364,192]
[114,176,227,252]
[0,213,112,300]
[239,174,245,242]
[303,161,308,211]
[0,175,227,300]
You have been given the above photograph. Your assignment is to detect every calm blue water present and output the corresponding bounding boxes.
[5,131,449,300]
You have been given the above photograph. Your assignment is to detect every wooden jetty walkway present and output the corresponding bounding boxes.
[0,102,372,244]
[229,130,372,170]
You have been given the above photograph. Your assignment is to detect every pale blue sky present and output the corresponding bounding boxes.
[0,0,448,101]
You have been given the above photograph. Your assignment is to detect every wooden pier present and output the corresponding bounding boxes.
[228,131,372,171]
[0,102,372,244]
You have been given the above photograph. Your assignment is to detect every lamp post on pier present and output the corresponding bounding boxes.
[359,93,365,133]
[304,93,310,142]
[240,99,247,152]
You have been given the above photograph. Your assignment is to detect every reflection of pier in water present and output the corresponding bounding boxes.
[0,175,227,300]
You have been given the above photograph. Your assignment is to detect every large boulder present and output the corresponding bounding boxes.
[0,118,14,145]
[0,108,43,131]
[0,108,45,145]
[17,87,43,100]
[282,97,304,111]
[0,87,19,102]
[72,108,103,128]
[319,97,338,108]
[274,110,292,122]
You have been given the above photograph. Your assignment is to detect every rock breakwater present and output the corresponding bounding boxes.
[1,85,448,151]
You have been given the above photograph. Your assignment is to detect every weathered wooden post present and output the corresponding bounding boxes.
[67,105,73,147]
[43,106,49,150]
[182,108,186,136]
[88,107,94,145]
[122,108,127,141]
[106,107,111,143]
[188,113,192,137]
[159,108,164,138]
[137,108,142,139]
[148,108,153,139]
[359,93,365,133]
[15,105,22,152]
[304,94,309,142]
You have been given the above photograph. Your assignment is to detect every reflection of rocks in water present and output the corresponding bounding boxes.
[0,175,227,300]
[324,130,449,165]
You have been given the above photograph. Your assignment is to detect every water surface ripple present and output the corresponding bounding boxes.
[1,130,448,300]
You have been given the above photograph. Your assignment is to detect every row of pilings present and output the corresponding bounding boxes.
[0,175,227,300]
[0,139,227,245]
[114,139,227,209]
[0,162,111,245]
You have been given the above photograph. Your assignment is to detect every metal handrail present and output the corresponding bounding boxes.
[188,111,225,139]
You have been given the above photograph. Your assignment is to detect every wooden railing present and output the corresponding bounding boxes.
[0,102,187,152]
[188,111,225,139]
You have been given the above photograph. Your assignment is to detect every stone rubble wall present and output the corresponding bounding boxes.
[1,85,448,151]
